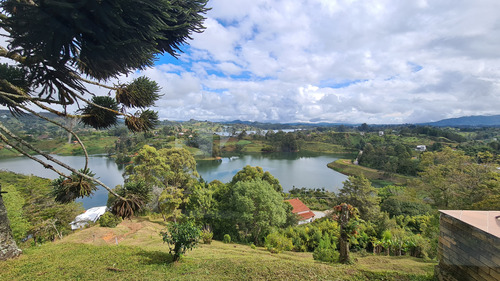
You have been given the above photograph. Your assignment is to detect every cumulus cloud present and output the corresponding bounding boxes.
[4,1,500,124]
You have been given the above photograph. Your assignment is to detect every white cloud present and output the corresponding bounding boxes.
[5,1,499,124]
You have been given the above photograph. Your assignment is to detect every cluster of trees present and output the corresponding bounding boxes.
[399,126,467,143]
[120,153,296,245]
[261,131,301,152]
[359,142,419,176]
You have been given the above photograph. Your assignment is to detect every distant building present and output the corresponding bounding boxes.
[285,198,315,225]
[379,131,384,136]
[416,145,426,152]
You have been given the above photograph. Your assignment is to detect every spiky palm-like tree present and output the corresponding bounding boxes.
[0,0,208,260]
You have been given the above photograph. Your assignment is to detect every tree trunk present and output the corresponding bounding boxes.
[0,185,22,260]
[338,204,350,264]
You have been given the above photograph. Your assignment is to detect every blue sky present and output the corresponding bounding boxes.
[3,0,500,124]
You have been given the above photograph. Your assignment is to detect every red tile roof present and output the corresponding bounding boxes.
[285,198,315,220]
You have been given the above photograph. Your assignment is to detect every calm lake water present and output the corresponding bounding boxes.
[0,153,348,209]
[197,153,348,192]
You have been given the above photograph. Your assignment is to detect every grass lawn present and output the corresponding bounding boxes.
[51,136,118,155]
[0,219,436,281]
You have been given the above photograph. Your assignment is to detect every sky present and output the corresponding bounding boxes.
[3,0,500,124]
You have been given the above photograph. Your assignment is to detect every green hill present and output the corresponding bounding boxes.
[0,218,436,280]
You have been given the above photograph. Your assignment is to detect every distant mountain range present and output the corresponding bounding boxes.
[2,110,499,128]
[225,115,500,128]
[420,115,500,127]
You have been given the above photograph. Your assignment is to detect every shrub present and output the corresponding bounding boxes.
[98,212,122,228]
[265,232,293,254]
[313,236,339,263]
[201,228,213,244]
[250,243,257,249]
[161,220,201,262]
[223,234,231,244]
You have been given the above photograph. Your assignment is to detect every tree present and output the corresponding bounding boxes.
[158,186,185,222]
[0,0,208,259]
[418,147,500,209]
[161,220,201,262]
[337,175,380,221]
[123,145,199,219]
[230,165,283,193]
[223,180,287,245]
[333,203,359,264]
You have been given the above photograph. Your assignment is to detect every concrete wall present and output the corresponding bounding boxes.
[437,211,500,281]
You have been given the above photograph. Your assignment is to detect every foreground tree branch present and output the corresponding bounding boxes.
[0,0,209,259]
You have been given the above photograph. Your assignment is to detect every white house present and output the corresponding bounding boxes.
[70,206,107,230]
[416,145,427,152]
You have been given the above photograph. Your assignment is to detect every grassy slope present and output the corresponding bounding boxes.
[327,159,411,186]
[0,219,436,281]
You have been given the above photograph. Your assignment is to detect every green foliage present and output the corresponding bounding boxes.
[185,181,217,227]
[338,175,380,221]
[126,145,199,189]
[3,184,30,242]
[0,64,28,114]
[471,194,500,210]
[125,110,159,133]
[79,96,120,129]
[221,179,287,244]
[282,218,340,252]
[287,187,337,211]
[359,141,419,176]
[230,165,282,192]
[313,236,339,263]
[51,168,97,203]
[223,234,231,244]
[108,181,151,219]
[265,232,293,253]
[1,172,83,244]
[2,0,208,82]
[200,228,213,244]
[158,186,185,221]
[161,220,201,262]
[417,147,500,209]
[97,212,122,228]
[381,198,432,217]
[116,77,160,108]
[0,239,437,280]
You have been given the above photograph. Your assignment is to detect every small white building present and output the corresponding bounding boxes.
[416,145,427,152]
[70,206,107,230]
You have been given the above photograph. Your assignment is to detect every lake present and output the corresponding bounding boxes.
[0,153,348,209]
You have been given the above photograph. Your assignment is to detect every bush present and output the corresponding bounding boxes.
[250,243,257,249]
[161,220,201,262]
[313,236,339,263]
[98,212,122,228]
[223,234,231,244]
[201,228,213,244]
[265,232,293,254]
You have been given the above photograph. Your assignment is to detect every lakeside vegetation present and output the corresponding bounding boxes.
[1,112,499,279]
